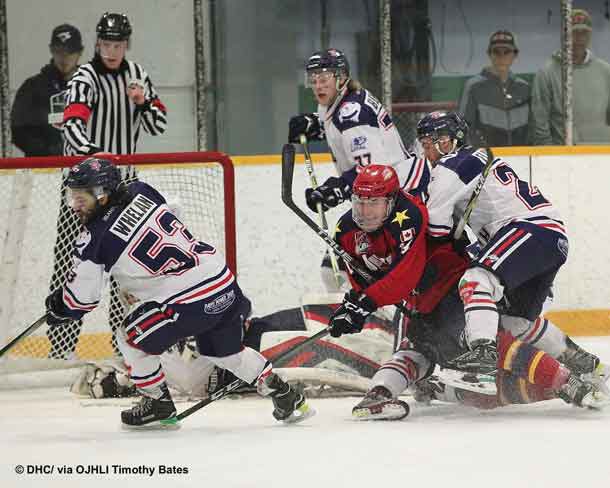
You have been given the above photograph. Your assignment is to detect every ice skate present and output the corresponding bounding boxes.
[352,385,410,421]
[557,374,610,410]
[259,373,315,424]
[121,384,179,430]
[447,339,498,375]
[559,338,610,394]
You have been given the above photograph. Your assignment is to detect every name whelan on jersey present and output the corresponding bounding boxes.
[109,193,158,241]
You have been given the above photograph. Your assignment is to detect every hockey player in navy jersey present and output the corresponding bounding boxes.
[288,48,429,208]
[416,111,609,386]
[44,157,314,429]
[328,165,609,420]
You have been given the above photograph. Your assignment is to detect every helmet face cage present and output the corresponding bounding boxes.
[96,12,132,41]
[351,165,399,232]
[417,112,468,155]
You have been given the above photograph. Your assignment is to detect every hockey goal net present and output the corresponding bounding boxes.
[0,152,235,381]
[392,101,458,147]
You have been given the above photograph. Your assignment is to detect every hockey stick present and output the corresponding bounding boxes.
[281,144,410,315]
[282,143,375,283]
[453,147,496,240]
[0,314,48,358]
[176,327,329,421]
[299,135,344,288]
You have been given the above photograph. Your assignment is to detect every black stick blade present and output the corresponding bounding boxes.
[281,143,296,204]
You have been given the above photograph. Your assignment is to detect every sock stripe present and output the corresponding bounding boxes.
[528,351,546,384]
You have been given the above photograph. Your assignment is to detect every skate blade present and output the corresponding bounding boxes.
[121,416,181,431]
[282,402,316,424]
[352,401,410,421]
[439,369,497,395]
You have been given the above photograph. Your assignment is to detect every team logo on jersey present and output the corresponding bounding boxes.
[74,230,91,256]
[351,136,368,152]
[339,102,361,124]
[354,231,370,254]
[204,290,236,315]
[362,253,392,272]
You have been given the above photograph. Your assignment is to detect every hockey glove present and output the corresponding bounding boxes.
[305,176,351,212]
[45,289,73,327]
[328,290,377,338]
[288,113,324,143]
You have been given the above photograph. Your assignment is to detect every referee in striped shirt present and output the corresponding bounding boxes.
[49,12,167,358]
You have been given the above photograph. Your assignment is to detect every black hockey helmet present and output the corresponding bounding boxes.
[65,157,121,195]
[416,111,468,149]
[96,12,132,41]
[306,48,350,78]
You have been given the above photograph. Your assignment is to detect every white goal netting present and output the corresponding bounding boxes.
[0,153,235,380]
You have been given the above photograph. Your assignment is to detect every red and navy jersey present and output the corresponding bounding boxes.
[335,191,428,307]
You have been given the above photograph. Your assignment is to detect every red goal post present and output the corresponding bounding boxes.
[0,152,235,376]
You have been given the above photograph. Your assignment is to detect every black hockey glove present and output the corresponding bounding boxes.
[288,113,324,143]
[45,289,73,328]
[305,176,351,212]
[328,290,377,338]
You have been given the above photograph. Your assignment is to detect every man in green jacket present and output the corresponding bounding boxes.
[531,8,610,145]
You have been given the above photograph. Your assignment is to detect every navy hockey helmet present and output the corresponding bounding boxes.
[306,48,350,78]
[96,12,132,41]
[416,111,468,152]
[65,157,121,195]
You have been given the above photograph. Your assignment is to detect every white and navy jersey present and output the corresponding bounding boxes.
[61,182,232,320]
[318,88,429,196]
[62,55,167,155]
[426,147,565,243]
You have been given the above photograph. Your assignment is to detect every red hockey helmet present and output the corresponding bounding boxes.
[352,165,400,232]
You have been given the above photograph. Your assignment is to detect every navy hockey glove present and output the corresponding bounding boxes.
[288,113,324,143]
[328,290,377,338]
[305,176,351,212]
[45,289,73,327]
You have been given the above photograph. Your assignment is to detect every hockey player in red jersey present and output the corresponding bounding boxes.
[44,158,315,429]
[326,164,609,420]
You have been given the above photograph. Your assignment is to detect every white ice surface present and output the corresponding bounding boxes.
[2,337,610,488]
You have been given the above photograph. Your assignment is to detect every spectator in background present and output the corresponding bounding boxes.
[458,30,530,147]
[10,24,83,156]
[531,8,610,145]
